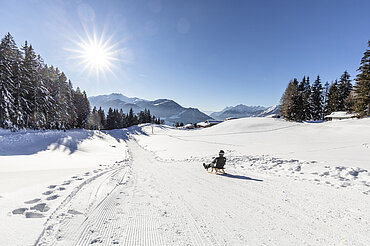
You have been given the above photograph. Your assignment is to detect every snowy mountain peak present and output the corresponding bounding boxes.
[210,104,267,120]
[88,93,211,124]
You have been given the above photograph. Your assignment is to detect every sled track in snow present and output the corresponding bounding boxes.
[74,167,130,246]
[34,138,370,245]
[35,165,130,246]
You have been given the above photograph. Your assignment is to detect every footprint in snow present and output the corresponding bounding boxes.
[46,195,59,200]
[42,190,53,195]
[31,203,50,212]
[58,187,66,191]
[90,238,103,244]
[62,180,72,185]
[67,209,83,215]
[12,208,28,215]
[24,198,41,204]
[76,177,84,180]
[47,185,57,189]
[25,212,44,218]
[71,176,78,179]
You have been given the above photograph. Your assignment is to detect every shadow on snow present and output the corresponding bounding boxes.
[0,129,95,156]
[220,173,263,182]
[103,125,149,143]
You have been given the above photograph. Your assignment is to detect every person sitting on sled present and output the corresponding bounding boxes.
[203,150,226,173]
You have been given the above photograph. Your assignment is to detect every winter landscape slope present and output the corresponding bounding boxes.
[89,93,211,124]
[210,104,279,120]
[0,118,369,245]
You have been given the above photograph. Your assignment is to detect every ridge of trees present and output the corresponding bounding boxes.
[87,107,163,130]
[280,41,370,121]
[0,33,90,130]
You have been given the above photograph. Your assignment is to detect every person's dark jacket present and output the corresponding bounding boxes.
[212,156,226,169]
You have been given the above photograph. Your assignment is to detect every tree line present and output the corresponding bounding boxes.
[280,41,370,121]
[0,33,164,131]
[87,107,163,130]
[0,33,90,130]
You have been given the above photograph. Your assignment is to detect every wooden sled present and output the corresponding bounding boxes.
[208,167,226,174]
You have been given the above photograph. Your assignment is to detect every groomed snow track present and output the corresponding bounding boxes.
[35,139,370,246]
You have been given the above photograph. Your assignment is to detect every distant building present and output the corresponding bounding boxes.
[196,122,211,128]
[183,123,195,129]
[226,117,237,120]
[205,120,223,126]
[196,120,223,128]
[324,111,356,120]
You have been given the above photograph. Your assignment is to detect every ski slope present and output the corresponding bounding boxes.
[0,118,369,245]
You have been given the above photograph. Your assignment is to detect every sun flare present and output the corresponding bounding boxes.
[81,41,110,70]
[66,29,121,77]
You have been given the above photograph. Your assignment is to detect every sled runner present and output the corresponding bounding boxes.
[203,163,226,174]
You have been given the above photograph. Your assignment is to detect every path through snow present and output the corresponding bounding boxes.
[35,139,370,245]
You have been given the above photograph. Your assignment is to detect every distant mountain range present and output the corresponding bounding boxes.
[88,93,212,124]
[210,104,279,120]
[89,93,279,125]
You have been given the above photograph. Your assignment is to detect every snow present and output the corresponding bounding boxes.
[1,118,369,245]
[153,100,170,106]
[324,111,357,119]
[196,121,210,127]
[136,117,370,169]
[0,129,129,245]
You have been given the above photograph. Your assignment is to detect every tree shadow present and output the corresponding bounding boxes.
[103,125,149,143]
[0,130,95,156]
[220,173,263,182]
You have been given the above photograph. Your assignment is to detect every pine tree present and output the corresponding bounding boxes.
[127,108,134,126]
[327,81,340,114]
[87,106,98,130]
[280,78,301,121]
[45,66,61,129]
[106,107,115,130]
[353,41,370,117]
[338,71,352,111]
[21,42,39,128]
[0,33,17,129]
[32,55,50,129]
[298,76,311,120]
[323,81,330,117]
[138,110,145,124]
[310,75,324,120]
[98,107,106,129]
[73,88,90,128]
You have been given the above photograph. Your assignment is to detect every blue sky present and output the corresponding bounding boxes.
[0,0,369,112]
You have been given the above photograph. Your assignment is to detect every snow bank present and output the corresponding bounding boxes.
[0,128,129,245]
[133,118,370,201]
[135,117,370,169]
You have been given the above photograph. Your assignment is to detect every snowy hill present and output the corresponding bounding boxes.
[210,104,267,120]
[1,118,370,245]
[89,93,212,124]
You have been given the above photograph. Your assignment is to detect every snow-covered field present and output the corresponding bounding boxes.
[0,118,369,245]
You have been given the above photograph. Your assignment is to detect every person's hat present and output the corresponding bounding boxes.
[219,150,225,155]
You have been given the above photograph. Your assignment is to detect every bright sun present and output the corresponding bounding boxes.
[82,42,111,71]
[67,29,120,77]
